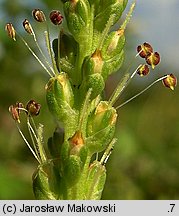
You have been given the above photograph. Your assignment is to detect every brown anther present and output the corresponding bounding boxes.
[23,19,33,35]
[137,64,150,76]
[162,74,177,90]
[49,10,63,25]
[9,102,24,123]
[146,52,160,69]
[5,23,16,41]
[26,100,41,116]
[137,42,153,58]
[32,9,46,22]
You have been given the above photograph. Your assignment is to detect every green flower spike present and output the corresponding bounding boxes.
[7,0,176,200]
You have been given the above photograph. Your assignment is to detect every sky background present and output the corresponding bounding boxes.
[128,0,179,71]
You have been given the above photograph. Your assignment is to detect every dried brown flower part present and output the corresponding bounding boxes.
[26,100,41,116]
[23,19,33,35]
[49,10,63,25]
[137,64,150,76]
[162,74,177,90]
[137,42,153,58]
[9,102,24,123]
[5,23,16,41]
[146,52,160,69]
[32,9,46,22]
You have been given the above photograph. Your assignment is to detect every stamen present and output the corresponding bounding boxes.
[16,123,40,163]
[100,138,117,165]
[109,64,142,106]
[17,32,53,77]
[116,75,168,109]
[44,28,59,75]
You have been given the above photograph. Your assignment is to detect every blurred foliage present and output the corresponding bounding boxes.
[0,0,178,199]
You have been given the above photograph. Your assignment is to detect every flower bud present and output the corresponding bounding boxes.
[63,0,90,42]
[146,52,160,69]
[46,76,78,138]
[9,102,24,123]
[63,155,82,186]
[86,101,117,154]
[84,50,104,75]
[26,100,41,116]
[49,10,63,25]
[102,50,124,80]
[55,73,74,107]
[33,163,58,199]
[162,74,177,90]
[137,64,150,76]
[86,161,106,199]
[87,101,117,136]
[32,9,46,22]
[137,42,153,58]
[102,29,125,60]
[23,19,33,35]
[94,0,128,32]
[5,23,16,41]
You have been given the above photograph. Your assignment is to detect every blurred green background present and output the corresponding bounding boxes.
[0,0,178,199]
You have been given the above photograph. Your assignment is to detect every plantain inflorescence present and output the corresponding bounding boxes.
[6,0,177,200]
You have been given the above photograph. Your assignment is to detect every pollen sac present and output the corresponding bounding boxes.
[23,19,33,35]
[26,100,41,116]
[32,9,46,22]
[49,10,63,25]
[5,23,16,41]
[137,64,150,76]
[162,74,177,90]
[146,52,160,69]
[9,102,24,123]
[137,42,153,58]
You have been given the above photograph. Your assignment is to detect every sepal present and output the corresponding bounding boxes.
[85,161,106,199]
[32,162,59,200]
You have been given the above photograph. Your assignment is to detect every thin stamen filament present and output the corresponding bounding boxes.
[109,64,142,106]
[27,119,41,163]
[116,75,168,109]
[32,31,55,75]
[100,138,117,165]
[44,23,59,75]
[17,32,53,77]
[16,123,40,163]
